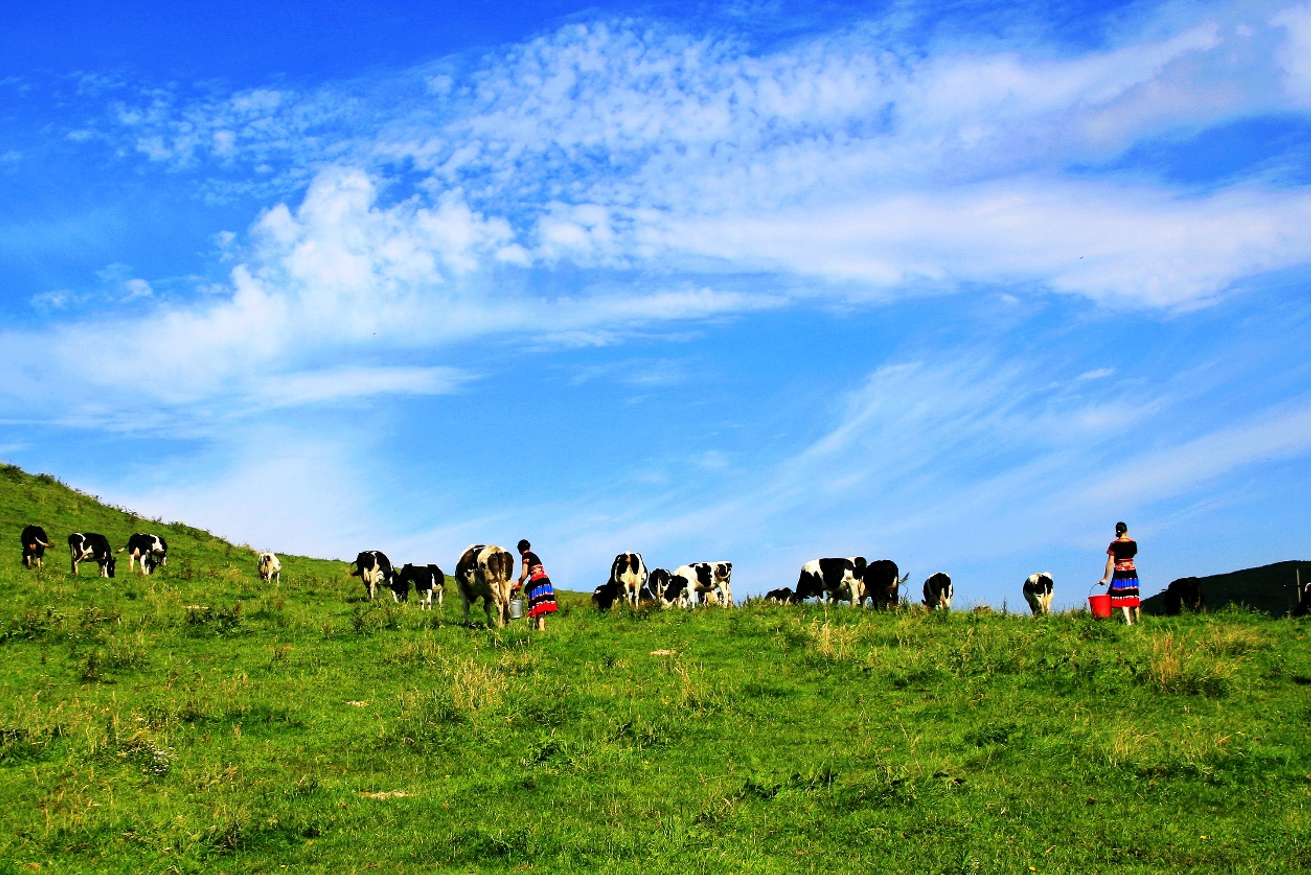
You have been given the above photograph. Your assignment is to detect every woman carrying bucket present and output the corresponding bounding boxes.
[516,539,558,631]
[1097,521,1141,625]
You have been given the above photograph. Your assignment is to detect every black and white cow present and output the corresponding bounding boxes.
[864,559,908,610]
[637,580,660,606]
[764,586,799,604]
[671,561,733,607]
[609,552,648,607]
[1163,576,1206,615]
[258,552,282,584]
[796,557,867,606]
[1022,572,1054,616]
[454,544,515,627]
[21,525,52,569]
[119,532,168,575]
[922,572,953,610]
[397,563,445,609]
[647,568,687,608]
[592,580,624,612]
[1293,575,1311,618]
[68,532,116,578]
[350,550,396,600]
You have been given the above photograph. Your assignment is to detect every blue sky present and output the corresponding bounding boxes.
[3,0,1310,607]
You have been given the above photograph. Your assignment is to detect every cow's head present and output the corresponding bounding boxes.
[104,556,117,578]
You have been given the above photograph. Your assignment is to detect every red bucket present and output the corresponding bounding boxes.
[1088,592,1112,618]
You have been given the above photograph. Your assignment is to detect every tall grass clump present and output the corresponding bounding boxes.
[1140,630,1236,697]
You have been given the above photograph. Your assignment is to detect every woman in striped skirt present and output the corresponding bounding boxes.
[516,539,558,631]
[1097,521,1141,625]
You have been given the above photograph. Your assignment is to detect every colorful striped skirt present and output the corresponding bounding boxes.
[527,572,558,619]
[1110,575,1140,608]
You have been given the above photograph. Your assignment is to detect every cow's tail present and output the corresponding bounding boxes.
[116,547,127,553]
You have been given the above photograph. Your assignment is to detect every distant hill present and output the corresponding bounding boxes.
[1142,560,1311,617]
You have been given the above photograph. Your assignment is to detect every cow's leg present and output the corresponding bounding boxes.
[437,587,444,607]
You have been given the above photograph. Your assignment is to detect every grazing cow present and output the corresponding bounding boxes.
[68,532,116,578]
[454,544,516,627]
[119,532,168,575]
[1163,576,1207,615]
[796,557,867,606]
[671,561,733,607]
[1022,572,1055,616]
[21,525,52,569]
[350,550,396,600]
[1293,576,1311,618]
[637,580,660,606]
[397,563,445,609]
[764,586,798,604]
[592,581,624,612]
[647,568,688,608]
[864,559,908,610]
[258,552,282,584]
[922,572,953,610]
[609,552,648,607]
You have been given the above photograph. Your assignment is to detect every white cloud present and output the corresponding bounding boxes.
[73,3,1311,316]
[247,365,471,409]
[1274,3,1311,101]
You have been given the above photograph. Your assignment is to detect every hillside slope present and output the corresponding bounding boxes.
[2,463,1311,873]
[1,461,348,588]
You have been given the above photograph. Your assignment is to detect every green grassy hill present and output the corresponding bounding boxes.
[3,463,1311,873]
[1143,561,1311,617]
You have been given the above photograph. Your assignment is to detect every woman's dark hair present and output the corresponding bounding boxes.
[1115,521,1128,536]
[517,539,531,553]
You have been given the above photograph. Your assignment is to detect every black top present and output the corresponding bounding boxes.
[1108,539,1138,561]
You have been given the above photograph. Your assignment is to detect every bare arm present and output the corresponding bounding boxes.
[1098,553,1114,586]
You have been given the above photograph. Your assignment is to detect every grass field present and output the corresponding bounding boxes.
[2,463,1310,873]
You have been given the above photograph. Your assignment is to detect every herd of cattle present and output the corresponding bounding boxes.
[22,526,169,578]
[19,524,1311,621]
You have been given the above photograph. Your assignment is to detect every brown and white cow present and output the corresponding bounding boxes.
[609,552,648,607]
[922,572,953,610]
[258,552,282,584]
[671,561,733,607]
[454,544,516,627]
[1022,572,1054,616]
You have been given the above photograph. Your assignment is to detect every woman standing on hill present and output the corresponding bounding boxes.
[517,539,558,631]
[1098,521,1141,625]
